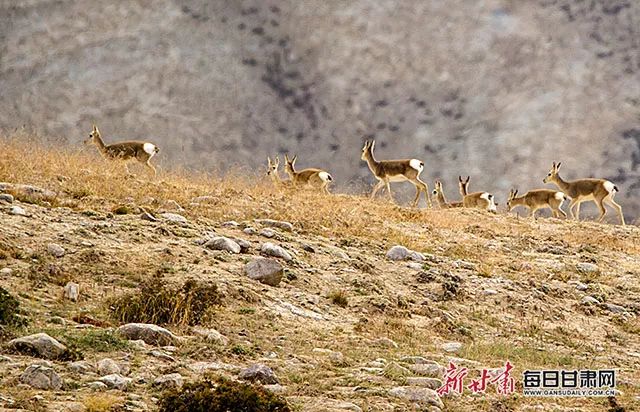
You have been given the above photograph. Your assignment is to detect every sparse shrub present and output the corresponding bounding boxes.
[158,375,291,412]
[328,290,348,307]
[84,394,123,412]
[0,287,26,327]
[109,279,221,326]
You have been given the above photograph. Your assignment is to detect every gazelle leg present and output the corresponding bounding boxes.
[604,196,625,226]
[385,180,393,202]
[574,202,581,220]
[413,178,430,208]
[145,160,157,177]
[596,198,607,223]
[371,180,385,199]
[555,206,567,219]
[567,199,578,220]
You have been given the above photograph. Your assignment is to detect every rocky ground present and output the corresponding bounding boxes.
[1,139,640,411]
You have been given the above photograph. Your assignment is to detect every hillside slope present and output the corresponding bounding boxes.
[1,0,640,217]
[1,136,639,411]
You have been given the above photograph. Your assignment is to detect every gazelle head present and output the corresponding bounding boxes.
[506,189,519,211]
[84,124,100,144]
[361,140,375,161]
[284,154,297,176]
[266,156,280,177]
[458,175,470,195]
[432,179,443,196]
[543,162,562,184]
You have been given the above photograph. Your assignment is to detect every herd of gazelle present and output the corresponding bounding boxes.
[84,126,626,225]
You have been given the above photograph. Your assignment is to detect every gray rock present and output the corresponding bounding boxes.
[64,282,79,302]
[3,183,56,201]
[49,316,66,325]
[442,342,463,353]
[140,211,158,222]
[161,212,188,225]
[386,245,424,262]
[189,361,240,373]
[569,280,589,291]
[161,199,183,212]
[399,356,430,364]
[9,205,28,216]
[99,374,132,390]
[582,296,600,305]
[68,361,92,374]
[263,384,286,394]
[1,267,13,275]
[88,381,108,390]
[255,219,294,232]
[192,327,229,346]
[384,362,411,379]
[261,242,293,261]
[233,238,251,252]
[373,337,398,348]
[47,243,65,258]
[244,258,284,286]
[20,365,62,390]
[117,323,177,346]
[204,237,241,254]
[0,193,14,203]
[238,364,279,384]
[482,289,498,296]
[604,303,626,314]
[259,228,277,238]
[577,262,599,273]
[405,377,443,390]
[389,386,443,408]
[8,333,67,359]
[97,358,121,375]
[453,259,476,270]
[243,227,257,235]
[407,363,444,377]
[221,220,239,228]
[153,373,183,389]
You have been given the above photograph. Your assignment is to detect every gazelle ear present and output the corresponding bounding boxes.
[556,162,562,170]
[465,176,470,184]
[284,154,289,163]
[514,189,518,196]
[274,156,279,165]
[458,176,463,183]
[92,124,97,131]
[371,140,376,150]
[267,156,272,165]
[292,155,297,164]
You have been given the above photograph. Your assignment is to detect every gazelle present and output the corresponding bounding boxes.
[84,125,159,176]
[360,140,431,207]
[432,180,462,209]
[506,188,567,218]
[283,154,333,194]
[543,162,625,225]
[266,156,292,187]
[458,176,496,212]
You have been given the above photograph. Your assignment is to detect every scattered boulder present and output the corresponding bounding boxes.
[97,358,121,375]
[68,361,92,374]
[192,327,229,346]
[442,342,463,353]
[407,362,444,377]
[244,258,284,286]
[20,364,62,390]
[0,193,14,203]
[243,227,257,235]
[63,282,79,302]
[161,199,184,212]
[389,386,443,408]
[9,206,27,216]
[238,364,279,384]
[0,183,57,202]
[47,243,65,258]
[261,243,293,261]
[581,296,600,305]
[386,245,424,262]
[373,337,398,349]
[8,333,67,359]
[204,237,241,254]
[405,377,443,390]
[88,381,108,390]
[140,211,158,222]
[221,220,239,228]
[160,213,188,225]
[0,267,13,275]
[604,303,626,314]
[259,228,277,238]
[577,262,599,273]
[384,362,411,379]
[116,323,177,346]
[153,373,183,389]
[99,374,132,390]
[255,219,294,231]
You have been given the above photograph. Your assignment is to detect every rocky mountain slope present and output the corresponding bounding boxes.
[1,0,640,218]
[1,136,639,411]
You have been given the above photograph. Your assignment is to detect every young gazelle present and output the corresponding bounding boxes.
[506,188,567,218]
[283,154,333,194]
[360,140,431,207]
[458,176,497,212]
[266,156,292,187]
[432,180,462,209]
[543,162,625,225]
[84,125,159,176]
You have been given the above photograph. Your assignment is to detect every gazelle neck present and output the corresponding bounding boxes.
[363,148,380,174]
[436,190,447,205]
[93,135,107,154]
[551,174,571,192]
[512,196,527,206]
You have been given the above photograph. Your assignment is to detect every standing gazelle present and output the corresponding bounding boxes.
[543,162,624,225]
[506,188,567,218]
[283,154,333,194]
[432,180,462,209]
[458,176,496,212]
[360,140,431,207]
[84,125,159,176]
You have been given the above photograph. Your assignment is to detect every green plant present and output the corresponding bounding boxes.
[158,375,291,412]
[0,287,26,326]
[109,279,221,326]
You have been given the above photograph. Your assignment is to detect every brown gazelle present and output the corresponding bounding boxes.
[84,125,159,176]
[432,180,462,209]
[543,162,624,225]
[506,188,567,218]
[266,156,292,187]
[360,140,431,207]
[458,176,496,212]
[283,154,333,194]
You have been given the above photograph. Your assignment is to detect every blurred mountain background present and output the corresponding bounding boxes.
[1,0,639,219]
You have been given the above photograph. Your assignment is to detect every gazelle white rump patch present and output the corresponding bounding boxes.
[143,143,156,155]
[318,172,331,182]
[409,159,423,172]
[603,181,615,194]
[554,192,565,201]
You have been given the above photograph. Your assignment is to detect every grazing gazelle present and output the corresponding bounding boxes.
[506,188,567,218]
[432,180,462,209]
[458,176,496,212]
[84,125,159,176]
[543,162,625,225]
[283,154,333,194]
[360,140,431,207]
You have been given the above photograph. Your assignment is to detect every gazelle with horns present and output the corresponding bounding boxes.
[84,125,159,176]
[432,180,462,209]
[543,162,624,225]
[266,156,292,187]
[283,154,333,194]
[360,140,431,207]
[506,188,567,218]
[458,176,496,212]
